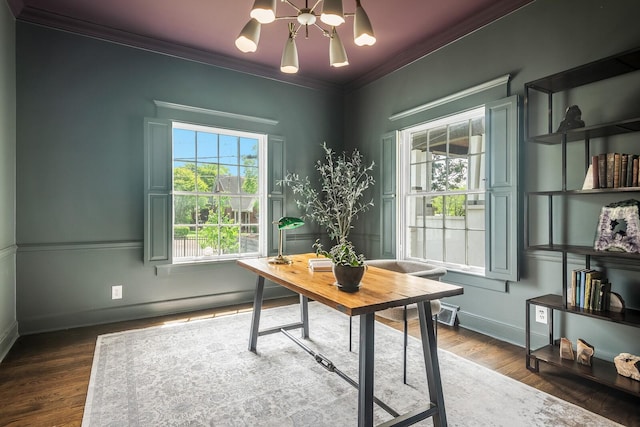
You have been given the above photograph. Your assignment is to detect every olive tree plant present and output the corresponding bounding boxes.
[279,143,375,266]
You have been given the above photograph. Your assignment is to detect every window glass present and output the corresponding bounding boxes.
[401,107,485,273]
[172,123,265,262]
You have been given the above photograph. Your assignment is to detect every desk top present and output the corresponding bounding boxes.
[237,253,463,316]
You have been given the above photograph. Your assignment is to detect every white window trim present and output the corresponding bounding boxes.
[397,106,486,275]
[171,121,268,264]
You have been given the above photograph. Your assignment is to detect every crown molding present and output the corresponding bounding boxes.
[13,5,341,93]
[13,0,533,93]
[345,0,533,92]
[6,0,24,18]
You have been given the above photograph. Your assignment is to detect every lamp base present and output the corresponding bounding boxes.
[268,254,293,264]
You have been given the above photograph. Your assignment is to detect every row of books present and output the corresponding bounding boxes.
[590,153,639,189]
[569,269,611,311]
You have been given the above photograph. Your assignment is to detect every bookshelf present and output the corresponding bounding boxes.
[524,47,640,397]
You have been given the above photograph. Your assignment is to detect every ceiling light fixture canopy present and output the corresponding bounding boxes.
[236,0,376,74]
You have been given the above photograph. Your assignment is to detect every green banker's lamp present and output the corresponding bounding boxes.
[269,216,304,264]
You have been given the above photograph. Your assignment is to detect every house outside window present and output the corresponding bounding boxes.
[172,122,267,262]
[400,107,486,274]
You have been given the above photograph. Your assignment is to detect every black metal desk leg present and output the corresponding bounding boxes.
[300,294,309,339]
[248,275,265,352]
[358,312,375,427]
[417,301,447,427]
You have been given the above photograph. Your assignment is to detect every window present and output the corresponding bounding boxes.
[171,122,267,262]
[400,107,486,274]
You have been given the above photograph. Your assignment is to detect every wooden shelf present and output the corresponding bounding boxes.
[526,244,640,260]
[529,344,640,397]
[527,187,640,196]
[525,47,640,94]
[528,294,640,328]
[528,117,640,145]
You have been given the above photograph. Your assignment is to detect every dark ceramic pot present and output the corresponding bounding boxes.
[332,264,366,292]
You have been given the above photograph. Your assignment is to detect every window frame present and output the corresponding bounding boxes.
[398,106,486,275]
[170,122,268,264]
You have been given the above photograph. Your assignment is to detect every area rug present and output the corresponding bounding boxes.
[82,302,620,426]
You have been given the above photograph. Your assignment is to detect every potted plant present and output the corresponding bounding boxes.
[280,142,375,291]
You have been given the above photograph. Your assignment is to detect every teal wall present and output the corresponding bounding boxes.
[15,23,341,333]
[346,0,640,359]
[0,0,17,361]
[9,0,640,363]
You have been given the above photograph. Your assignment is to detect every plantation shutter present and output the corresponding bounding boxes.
[143,118,172,265]
[380,131,397,258]
[268,135,285,256]
[485,96,521,281]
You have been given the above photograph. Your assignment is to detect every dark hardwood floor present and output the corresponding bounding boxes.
[1,297,638,426]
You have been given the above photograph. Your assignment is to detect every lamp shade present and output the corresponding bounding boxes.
[250,0,277,24]
[280,34,299,74]
[329,27,349,67]
[277,217,305,230]
[235,19,261,53]
[321,0,345,27]
[354,3,376,46]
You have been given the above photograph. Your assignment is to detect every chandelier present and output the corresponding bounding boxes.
[235,0,376,74]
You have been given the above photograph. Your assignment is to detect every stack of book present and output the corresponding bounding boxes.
[589,153,639,189]
[308,258,333,272]
[569,269,611,311]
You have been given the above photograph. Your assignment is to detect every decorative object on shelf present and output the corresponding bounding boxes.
[576,339,595,366]
[556,105,585,132]
[609,291,626,313]
[269,216,305,264]
[279,142,375,291]
[594,199,640,253]
[560,337,574,360]
[235,0,376,74]
[614,353,640,381]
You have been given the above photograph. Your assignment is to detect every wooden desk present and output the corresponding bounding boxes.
[237,253,463,427]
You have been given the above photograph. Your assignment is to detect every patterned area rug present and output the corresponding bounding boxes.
[83,302,620,426]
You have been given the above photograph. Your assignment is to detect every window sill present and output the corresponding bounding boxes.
[155,258,240,276]
[443,269,507,293]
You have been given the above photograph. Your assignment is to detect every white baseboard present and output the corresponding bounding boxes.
[0,321,19,363]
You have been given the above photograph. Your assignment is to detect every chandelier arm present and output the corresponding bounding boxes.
[282,0,301,13]
[309,0,322,14]
[313,22,331,37]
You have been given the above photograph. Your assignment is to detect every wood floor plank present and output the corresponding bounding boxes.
[0,296,638,426]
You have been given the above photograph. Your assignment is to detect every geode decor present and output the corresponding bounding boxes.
[614,353,640,381]
[594,199,640,253]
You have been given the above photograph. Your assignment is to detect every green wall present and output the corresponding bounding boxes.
[10,0,640,363]
[15,23,341,333]
[0,0,17,361]
[346,0,640,359]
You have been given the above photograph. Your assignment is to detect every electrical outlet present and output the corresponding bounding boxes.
[111,285,123,300]
[535,305,547,324]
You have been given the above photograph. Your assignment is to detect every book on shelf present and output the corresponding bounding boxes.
[584,270,602,310]
[614,153,621,188]
[606,152,615,188]
[626,154,635,187]
[621,154,629,187]
[598,153,606,188]
[591,155,600,189]
[634,157,639,187]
